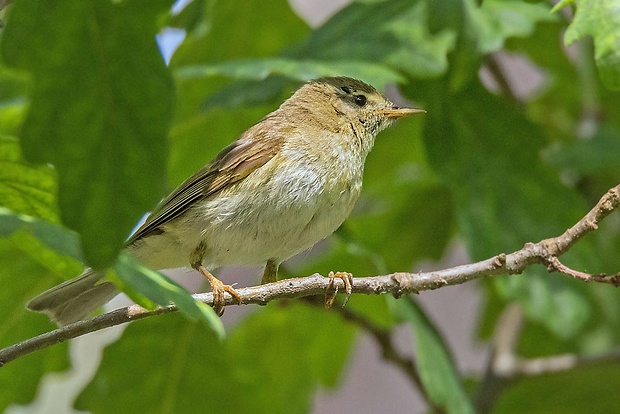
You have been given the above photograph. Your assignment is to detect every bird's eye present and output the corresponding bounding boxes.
[353,94,367,107]
[340,86,351,94]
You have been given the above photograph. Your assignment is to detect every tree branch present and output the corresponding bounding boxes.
[1,183,620,367]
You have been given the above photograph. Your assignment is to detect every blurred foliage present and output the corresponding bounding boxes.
[0,0,619,413]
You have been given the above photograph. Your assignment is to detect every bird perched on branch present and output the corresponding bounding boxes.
[27,76,424,325]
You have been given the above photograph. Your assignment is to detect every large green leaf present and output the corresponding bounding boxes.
[77,303,356,413]
[563,0,620,90]
[1,0,175,269]
[390,297,474,414]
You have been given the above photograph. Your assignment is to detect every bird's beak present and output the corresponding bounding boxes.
[378,106,426,119]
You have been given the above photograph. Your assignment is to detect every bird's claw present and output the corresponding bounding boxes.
[197,265,241,316]
[325,271,353,308]
[210,279,241,316]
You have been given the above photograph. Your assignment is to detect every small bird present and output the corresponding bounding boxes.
[27,77,424,325]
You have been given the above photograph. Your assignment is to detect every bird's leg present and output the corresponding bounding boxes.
[191,243,241,316]
[325,271,353,308]
[261,258,279,284]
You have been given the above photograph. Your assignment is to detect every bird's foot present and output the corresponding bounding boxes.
[325,271,353,309]
[197,265,241,316]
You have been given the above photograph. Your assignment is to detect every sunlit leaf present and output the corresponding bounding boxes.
[564,0,620,90]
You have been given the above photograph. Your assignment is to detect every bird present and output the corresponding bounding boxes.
[27,76,425,325]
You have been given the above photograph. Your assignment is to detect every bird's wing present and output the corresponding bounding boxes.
[127,129,282,244]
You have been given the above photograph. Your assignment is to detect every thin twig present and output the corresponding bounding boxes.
[1,184,620,366]
[506,348,620,377]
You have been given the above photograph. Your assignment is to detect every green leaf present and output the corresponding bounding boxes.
[428,0,556,91]
[564,0,620,90]
[0,239,70,412]
[177,58,405,89]
[77,304,356,413]
[0,135,57,222]
[297,0,456,79]
[390,297,474,414]
[470,0,557,54]
[1,0,175,269]
[0,208,83,262]
[114,253,224,340]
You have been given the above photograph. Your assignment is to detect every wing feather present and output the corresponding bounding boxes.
[127,130,282,244]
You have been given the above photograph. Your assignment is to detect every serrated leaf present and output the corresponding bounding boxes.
[114,253,224,340]
[390,297,474,414]
[77,304,355,413]
[1,0,175,269]
[564,0,620,90]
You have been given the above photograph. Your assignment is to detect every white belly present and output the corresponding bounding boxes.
[132,145,365,270]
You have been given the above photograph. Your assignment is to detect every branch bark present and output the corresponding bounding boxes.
[1,184,620,367]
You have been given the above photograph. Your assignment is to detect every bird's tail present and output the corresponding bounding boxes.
[27,269,118,326]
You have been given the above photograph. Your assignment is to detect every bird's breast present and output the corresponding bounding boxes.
[139,139,367,269]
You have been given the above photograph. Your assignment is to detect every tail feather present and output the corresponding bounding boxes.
[27,270,119,326]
